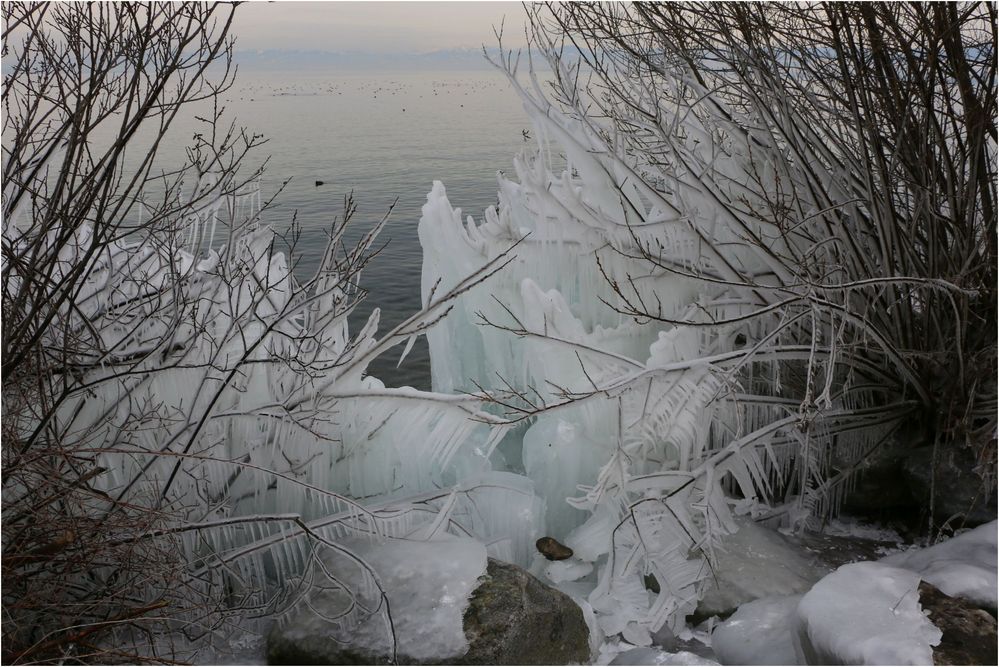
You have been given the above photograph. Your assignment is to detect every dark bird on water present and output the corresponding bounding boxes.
[315,180,324,187]
[536,536,573,561]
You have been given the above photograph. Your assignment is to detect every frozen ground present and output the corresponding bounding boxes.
[710,520,996,666]
[189,519,995,665]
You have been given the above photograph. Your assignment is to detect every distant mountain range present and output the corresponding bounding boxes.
[232,47,553,72]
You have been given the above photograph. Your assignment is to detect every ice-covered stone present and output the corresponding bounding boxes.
[793,562,941,665]
[918,580,998,666]
[711,595,801,665]
[462,558,591,664]
[268,536,487,664]
[697,517,829,618]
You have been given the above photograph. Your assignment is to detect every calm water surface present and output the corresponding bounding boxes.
[223,69,531,389]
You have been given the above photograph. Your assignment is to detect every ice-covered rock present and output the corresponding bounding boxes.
[918,580,998,666]
[881,520,998,609]
[697,517,829,619]
[793,562,941,665]
[710,521,998,666]
[268,536,487,664]
[462,558,591,664]
[711,595,801,665]
[901,446,998,525]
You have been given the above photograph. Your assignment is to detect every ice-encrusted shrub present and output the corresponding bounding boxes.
[2,4,524,662]
[420,2,996,640]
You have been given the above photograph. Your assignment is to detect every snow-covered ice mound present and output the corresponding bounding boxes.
[712,563,942,666]
[698,517,829,617]
[795,562,941,665]
[712,595,801,665]
[882,520,997,609]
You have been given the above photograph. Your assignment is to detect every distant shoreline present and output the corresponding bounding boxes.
[230,48,554,72]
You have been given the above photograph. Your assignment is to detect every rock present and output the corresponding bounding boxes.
[649,622,677,651]
[901,445,997,526]
[840,438,920,517]
[536,536,574,561]
[919,581,998,666]
[460,558,590,664]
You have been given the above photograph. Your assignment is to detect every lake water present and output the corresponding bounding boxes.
[221,68,532,389]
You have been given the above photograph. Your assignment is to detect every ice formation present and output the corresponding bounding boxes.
[711,595,802,666]
[697,517,828,617]
[10,176,546,650]
[52,206,513,522]
[709,523,997,666]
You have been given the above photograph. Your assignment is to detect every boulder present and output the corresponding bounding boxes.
[901,444,997,526]
[919,581,998,666]
[460,558,590,664]
[841,439,921,517]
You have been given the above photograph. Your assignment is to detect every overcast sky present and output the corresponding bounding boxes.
[232,1,528,53]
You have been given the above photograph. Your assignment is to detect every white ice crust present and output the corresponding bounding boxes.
[285,536,487,662]
[882,520,997,608]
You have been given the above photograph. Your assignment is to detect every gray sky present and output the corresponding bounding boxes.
[232,1,528,53]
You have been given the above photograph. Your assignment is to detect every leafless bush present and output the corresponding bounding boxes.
[516,1,996,524]
[2,3,513,662]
